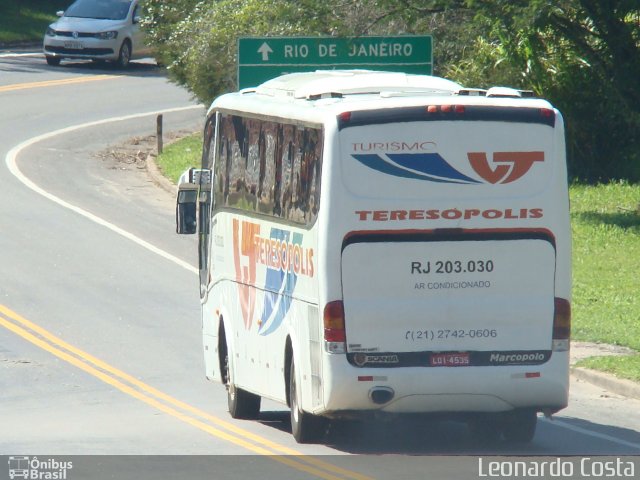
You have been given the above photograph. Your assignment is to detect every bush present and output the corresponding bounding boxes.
[141,0,640,183]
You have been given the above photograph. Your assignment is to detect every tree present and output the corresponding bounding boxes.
[142,0,353,102]
[458,0,640,180]
[142,0,640,181]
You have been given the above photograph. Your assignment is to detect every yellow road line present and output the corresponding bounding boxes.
[0,305,374,480]
[0,75,121,93]
[0,314,347,480]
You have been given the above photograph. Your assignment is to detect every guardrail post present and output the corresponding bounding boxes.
[157,114,163,155]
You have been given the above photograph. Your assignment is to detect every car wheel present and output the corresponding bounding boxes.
[45,56,61,66]
[289,360,326,443]
[116,40,131,68]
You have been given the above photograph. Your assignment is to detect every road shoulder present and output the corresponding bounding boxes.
[570,341,640,400]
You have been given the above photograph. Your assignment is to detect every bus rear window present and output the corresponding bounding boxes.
[339,120,555,200]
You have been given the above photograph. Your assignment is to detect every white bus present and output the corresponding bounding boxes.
[176,70,571,444]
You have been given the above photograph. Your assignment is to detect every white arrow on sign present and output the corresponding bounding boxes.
[257,42,273,61]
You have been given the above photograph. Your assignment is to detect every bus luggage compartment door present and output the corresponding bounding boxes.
[340,235,556,361]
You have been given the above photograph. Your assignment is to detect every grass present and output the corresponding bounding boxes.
[0,0,69,44]
[156,133,203,183]
[570,182,640,380]
[578,355,640,383]
[570,182,640,350]
[158,135,640,380]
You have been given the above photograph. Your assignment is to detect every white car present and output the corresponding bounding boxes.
[43,0,150,67]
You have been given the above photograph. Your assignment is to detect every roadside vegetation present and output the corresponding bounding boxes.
[143,0,640,184]
[571,183,640,380]
[0,0,68,44]
[156,133,203,184]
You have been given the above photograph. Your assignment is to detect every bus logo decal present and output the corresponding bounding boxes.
[232,219,260,330]
[468,151,544,184]
[233,220,314,334]
[352,153,480,184]
[352,151,544,184]
[258,229,303,336]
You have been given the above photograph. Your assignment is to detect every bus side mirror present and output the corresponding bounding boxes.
[176,188,197,234]
[176,168,212,235]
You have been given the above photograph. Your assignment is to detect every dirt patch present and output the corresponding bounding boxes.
[570,341,637,365]
[95,130,195,172]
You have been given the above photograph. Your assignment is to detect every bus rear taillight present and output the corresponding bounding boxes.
[426,104,465,114]
[552,297,571,351]
[338,111,352,123]
[540,108,554,118]
[324,300,346,354]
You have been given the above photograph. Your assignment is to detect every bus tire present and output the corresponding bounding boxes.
[502,409,537,444]
[289,360,326,443]
[224,345,261,419]
[468,415,503,444]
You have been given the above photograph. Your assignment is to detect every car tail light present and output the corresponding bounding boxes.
[324,300,346,353]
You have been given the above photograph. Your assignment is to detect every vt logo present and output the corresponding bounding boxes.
[352,150,544,185]
[468,151,544,184]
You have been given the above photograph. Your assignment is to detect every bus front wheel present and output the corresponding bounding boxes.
[289,360,326,443]
[224,347,261,419]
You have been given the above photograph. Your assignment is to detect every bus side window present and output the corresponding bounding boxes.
[213,113,322,226]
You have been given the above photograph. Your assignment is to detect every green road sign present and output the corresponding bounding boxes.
[237,36,432,89]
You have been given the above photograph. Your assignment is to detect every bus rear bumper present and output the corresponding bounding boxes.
[318,351,569,417]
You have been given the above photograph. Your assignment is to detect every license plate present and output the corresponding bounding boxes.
[64,41,83,50]
[430,352,470,367]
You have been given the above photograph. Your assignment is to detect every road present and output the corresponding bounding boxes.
[0,52,639,479]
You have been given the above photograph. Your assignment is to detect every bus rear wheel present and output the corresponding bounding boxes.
[502,409,537,444]
[224,348,261,419]
[289,360,326,443]
[468,415,503,444]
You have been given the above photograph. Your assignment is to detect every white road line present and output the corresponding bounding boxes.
[0,52,41,58]
[542,417,640,450]
[5,106,202,275]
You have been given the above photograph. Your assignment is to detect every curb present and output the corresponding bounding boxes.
[571,366,640,401]
[145,154,177,195]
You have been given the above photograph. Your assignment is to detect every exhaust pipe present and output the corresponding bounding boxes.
[369,387,395,405]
